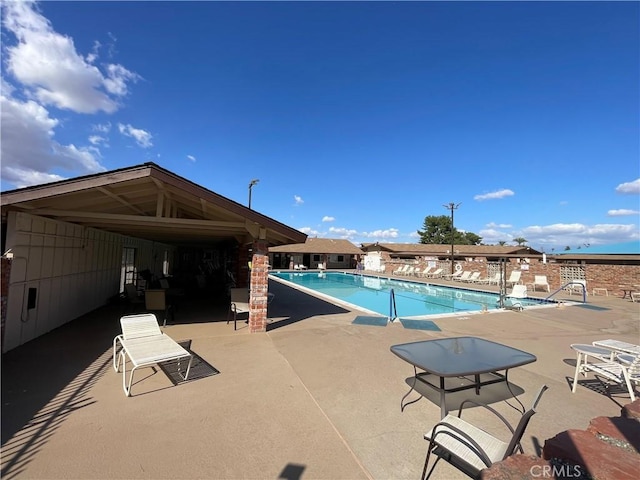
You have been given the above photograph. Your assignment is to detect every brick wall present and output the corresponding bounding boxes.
[249,240,269,333]
[379,254,639,295]
[1,257,11,352]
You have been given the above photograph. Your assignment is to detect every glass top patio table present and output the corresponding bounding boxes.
[390,336,536,417]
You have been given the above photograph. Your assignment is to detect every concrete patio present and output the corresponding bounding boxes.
[1,276,638,479]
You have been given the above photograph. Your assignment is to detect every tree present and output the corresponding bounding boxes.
[498,240,507,246]
[513,237,527,246]
[417,215,482,245]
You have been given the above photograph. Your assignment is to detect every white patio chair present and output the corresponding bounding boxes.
[421,385,548,480]
[505,270,522,287]
[113,314,192,396]
[571,353,640,401]
[424,268,443,279]
[453,271,472,282]
[461,272,481,283]
[532,275,550,292]
[419,266,434,278]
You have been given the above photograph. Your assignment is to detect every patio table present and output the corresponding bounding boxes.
[390,336,536,418]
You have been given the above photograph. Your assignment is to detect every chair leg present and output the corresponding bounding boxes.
[421,444,441,480]
[572,353,583,393]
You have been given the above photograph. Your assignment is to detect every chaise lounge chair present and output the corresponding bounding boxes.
[452,271,472,282]
[571,349,640,401]
[505,271,522,288]
[421,385,548,479]
[531,275,550,292]
[424,268,444,279]
[113,313,192,396]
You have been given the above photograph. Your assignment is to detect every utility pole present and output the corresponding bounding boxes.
[443,202,461,275]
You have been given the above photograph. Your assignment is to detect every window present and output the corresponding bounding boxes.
[120,247,136,293]
[313,254,320,261]
[337,255,344,262]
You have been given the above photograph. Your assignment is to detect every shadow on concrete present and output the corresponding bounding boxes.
[266,280,350,331]
[1,304,121,479]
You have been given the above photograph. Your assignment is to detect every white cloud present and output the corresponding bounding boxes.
[362,228,399,239]
[616,178,640,194]
[298,227,321,236]
[294,195,304,206]
[187,155,196,162]
[608,209,640,216]
[1,92,105,187]
[328,227,358,238]
[2,1,139,114]
[521,223,639,250]
[322,216,335,222]
[117,123,152,148]
[92,122,111,133]
[474,189,515,201]
[486,222,512,229]
[88,135,107,146]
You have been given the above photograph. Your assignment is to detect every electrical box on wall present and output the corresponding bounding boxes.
[27,288,37,310]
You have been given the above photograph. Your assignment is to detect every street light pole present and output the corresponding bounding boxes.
[443,202,461,275]
[248,179,259,209]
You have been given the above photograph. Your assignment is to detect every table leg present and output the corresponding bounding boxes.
[400,366,421,412]
[440,376,446,419]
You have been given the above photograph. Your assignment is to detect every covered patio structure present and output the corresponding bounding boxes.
[1,163,306,352]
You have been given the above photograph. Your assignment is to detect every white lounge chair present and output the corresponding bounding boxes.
[531,275,550,292]
[393,265,409,275]
[505,271,522,287]
[421,385,548,480]
[461,272,481,283]
[419,266,434,278]
[113,314,192,396]
[572,352,640,401]
[424,268,443,279]
[471,273,495,284]
[452,271,472,282]
[503,285,528,310]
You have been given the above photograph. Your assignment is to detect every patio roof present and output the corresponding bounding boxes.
[0,163,307,248]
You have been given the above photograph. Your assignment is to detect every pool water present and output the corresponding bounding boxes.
[270,271,551,318]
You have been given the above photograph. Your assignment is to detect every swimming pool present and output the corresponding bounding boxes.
[270,271,552,319]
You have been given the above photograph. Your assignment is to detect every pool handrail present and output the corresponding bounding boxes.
[546,282,587,303]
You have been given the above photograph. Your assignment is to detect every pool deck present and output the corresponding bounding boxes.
[1,272,639,479]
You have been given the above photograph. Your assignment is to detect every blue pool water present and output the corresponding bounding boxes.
[270,271,551,318]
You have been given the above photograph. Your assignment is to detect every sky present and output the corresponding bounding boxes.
[1,1,639,253]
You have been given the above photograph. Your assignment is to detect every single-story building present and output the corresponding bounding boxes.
[269,238,363,270]
[360,242,640,296]
[0,163,306,352]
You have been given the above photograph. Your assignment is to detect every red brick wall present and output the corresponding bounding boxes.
[1,257,11,352]
[379,254,640,295]
[249,240,269,333]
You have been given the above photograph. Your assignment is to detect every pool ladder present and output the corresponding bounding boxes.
[389,288,398,322]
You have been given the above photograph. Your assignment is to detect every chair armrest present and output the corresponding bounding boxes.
[428,420,494,469]
[457,399,516,436]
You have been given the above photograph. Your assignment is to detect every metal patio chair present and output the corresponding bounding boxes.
[422,385,548,480]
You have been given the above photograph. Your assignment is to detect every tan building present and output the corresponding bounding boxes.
[269,237,363,270]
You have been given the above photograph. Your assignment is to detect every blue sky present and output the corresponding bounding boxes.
[1,1,638,252]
